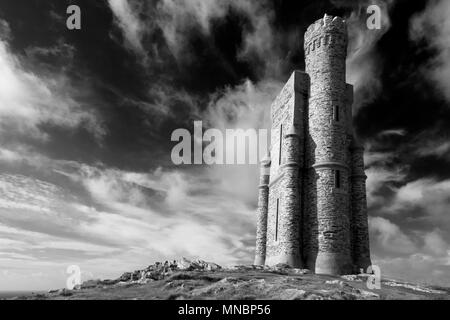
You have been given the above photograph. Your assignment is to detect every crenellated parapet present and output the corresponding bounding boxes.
[304,15,347,57]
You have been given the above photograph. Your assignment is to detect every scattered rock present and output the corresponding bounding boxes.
[326,280,344,286]
[280,289,306,300]
[205,262,221,271]
[101,279,119,286]
[383,281,446,294]
[137,278,151,285]
[330,290,357,300]
[230,265,255,271]
[221,277,243,284]
[354,288,380,299]
[291,268,311,274]
[173,258,222,272]
[177,257,192,270]
[37,258,449,300]
[119,272,132,282]
[341,274,363,282]
[305,293,325,300]
[81,279,101,289]
[57,288,73,297]
[109,258,224,285]
[274,263,292,270]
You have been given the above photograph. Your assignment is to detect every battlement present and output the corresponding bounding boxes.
[304,14,347,56]
[305,14,346,38]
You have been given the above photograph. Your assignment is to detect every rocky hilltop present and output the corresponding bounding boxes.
[8,258,450,300]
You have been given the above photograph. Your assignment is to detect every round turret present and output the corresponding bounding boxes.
[304,14,353,275]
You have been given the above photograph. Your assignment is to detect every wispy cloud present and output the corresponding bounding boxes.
[386,178,450,224]
[364,136,450,285]
[108,0,290,78]
[0,153,256,290]
[377,129,407,137]
[410,0,450,102]
[343,0,394,110]
[0,21,104,141]
[412,129,450,161]
[369,216,417,255]
[108,0,148,58]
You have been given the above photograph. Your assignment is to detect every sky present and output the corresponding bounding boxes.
[0,0,449,291]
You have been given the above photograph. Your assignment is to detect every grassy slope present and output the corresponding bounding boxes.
[14,269,450,300]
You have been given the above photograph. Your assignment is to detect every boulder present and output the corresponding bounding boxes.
[100,279,119,286]
[58,288,73,297]
[325,280,344,286]
[230,265,254,271]
[280,289,307,300]
[341,274,365,282]
[291,268,310,274]
[190,259,205,270]
[131,270,141,281]
[81,279,101,289]
[119,272,132,282]
[205,262,221,271]
[274,263,291,269]
[177,257,193,270]
[252,265,264,270]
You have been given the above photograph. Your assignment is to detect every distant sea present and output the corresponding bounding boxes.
[0,291,46,299]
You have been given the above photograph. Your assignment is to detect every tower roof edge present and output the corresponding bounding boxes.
[305,14,346,42]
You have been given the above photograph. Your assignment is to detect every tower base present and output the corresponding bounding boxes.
[313,252,353,275]
[253,255,266,266]
[354,256,372,273]
[265,253,303,268]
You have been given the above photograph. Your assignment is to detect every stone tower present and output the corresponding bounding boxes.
[254,14,371,275]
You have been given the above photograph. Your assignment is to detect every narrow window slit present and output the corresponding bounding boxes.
[275,198,279,241]
[279,124,283,165]
[334,105,340,122]
[335,170,341,189]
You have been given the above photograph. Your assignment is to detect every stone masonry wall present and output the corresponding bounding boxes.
[265,71,309,266]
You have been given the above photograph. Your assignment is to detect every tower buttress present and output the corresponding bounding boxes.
[254,154,271,265]
[350,140,372,271]
[278,125,303,267]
